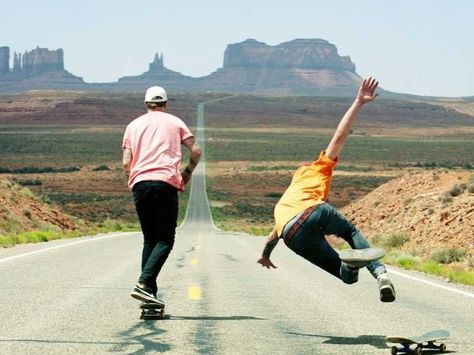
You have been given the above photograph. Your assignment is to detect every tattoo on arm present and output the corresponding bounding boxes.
[262,238,279,258]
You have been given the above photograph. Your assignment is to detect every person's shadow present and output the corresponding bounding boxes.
[287,332,387,349]
[115,314,265,353]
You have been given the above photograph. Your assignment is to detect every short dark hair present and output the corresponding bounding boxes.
[146,101,167,110]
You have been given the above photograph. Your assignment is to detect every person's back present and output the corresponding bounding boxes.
[124,110,191,191]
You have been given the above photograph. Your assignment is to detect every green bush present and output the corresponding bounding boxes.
[430,247,467,264]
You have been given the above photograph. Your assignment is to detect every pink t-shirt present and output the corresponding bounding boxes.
[122,111,193,191]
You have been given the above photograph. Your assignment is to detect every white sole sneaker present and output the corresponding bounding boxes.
[339,248,386,268]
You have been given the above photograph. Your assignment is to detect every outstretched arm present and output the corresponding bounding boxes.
[257,226,279,269]
[181,137,202,185]
[325,77,379,160]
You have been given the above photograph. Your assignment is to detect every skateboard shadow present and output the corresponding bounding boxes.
[286,332,387,350]
[162,315,265,321]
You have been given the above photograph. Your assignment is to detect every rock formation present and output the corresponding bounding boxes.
[224,38,355,72]
[117,52,195,91]
[0,46,84,93]
[199,38,361,96]
[0,39,368,96]
[0,47,9,76]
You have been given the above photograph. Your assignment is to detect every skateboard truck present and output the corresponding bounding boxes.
[139,302,168,320]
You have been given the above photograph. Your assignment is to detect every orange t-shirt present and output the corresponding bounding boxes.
[274,151,337,236]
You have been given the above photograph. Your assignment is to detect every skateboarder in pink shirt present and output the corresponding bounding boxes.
[123,86,201,306]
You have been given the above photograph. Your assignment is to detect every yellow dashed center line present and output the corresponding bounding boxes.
[190,258,199,266]
[188,286,201,300]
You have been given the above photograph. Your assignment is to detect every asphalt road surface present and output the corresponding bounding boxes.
[1,100,473,354]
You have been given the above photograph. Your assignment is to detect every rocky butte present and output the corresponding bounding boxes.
[0,46,84,93]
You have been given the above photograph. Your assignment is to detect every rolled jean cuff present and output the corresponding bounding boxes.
[369,264,387,279]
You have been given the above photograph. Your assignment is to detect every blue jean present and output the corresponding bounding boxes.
[283,203,385,284]
[132,180,178,295]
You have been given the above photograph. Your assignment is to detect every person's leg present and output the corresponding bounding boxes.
[317,203,386,278]
[285,206,356,283]
[137,183,178,293]
[131,182,177,303]
[318,203,395,301]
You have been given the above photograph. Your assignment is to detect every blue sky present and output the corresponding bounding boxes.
[1,0,473,97]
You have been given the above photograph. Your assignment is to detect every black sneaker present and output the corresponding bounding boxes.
[339,248,386,268]
[131,284,164,306]
[378,274,396,302]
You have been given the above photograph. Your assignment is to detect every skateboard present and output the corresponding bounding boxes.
[385,329,450,354]
[139,302,168,320]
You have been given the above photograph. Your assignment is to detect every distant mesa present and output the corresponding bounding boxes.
[200,38,361,96]
[0,46,84,92]
[1,39,365,96]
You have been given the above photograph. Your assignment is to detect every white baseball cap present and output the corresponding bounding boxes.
[144,86,168,103]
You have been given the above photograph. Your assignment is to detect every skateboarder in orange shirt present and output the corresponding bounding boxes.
[257,77,396,302]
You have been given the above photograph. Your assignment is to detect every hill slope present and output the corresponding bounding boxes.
[0,179,77,238]
[342,171,474,255]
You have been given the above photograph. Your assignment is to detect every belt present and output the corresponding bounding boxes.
[282,204,318,245]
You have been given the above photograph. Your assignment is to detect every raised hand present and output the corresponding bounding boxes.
[356,76,379,105]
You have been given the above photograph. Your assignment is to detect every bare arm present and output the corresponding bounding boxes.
[257,225,279,269]
[325,77,379,160]
[122,148,132,177]
[181,137,202,185]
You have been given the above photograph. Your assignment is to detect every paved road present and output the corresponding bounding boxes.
[1,100,473,354]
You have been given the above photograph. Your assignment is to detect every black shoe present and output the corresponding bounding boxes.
[131,284,164,306]
[339,248,386,268]
[378,274,396,302]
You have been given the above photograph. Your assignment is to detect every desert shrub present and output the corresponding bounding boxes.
[441,194,453,204]
[16,179,42,186]
[372,233,410,249]
[448,184,463,197]
[23,208,32,219]
[430,247,467,264]
[92,164,110,171]
[468,184,474,193]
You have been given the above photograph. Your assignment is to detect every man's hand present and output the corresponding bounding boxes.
[355,76,379,106]
[182,167,192,185]
[257,256,277,269]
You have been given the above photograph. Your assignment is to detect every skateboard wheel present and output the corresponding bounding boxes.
[440,343,446,352]
[414,345,422,355]
[390,345,398,355]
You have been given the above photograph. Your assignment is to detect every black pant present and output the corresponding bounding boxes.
[132,180,178,295]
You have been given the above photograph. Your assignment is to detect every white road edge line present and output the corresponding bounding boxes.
[0,232,136,264]
[387,266,474,299]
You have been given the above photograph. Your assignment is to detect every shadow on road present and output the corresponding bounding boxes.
[167,315,265,321]
[286,332,387,349]
[115,321,171,353]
